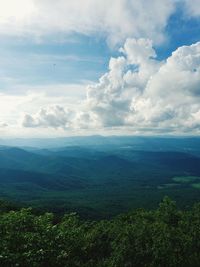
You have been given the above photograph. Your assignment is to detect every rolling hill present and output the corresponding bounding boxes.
[1,138,200,218]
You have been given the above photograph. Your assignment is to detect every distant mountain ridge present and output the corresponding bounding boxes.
[1,136,200,152]
[0,139,200,217]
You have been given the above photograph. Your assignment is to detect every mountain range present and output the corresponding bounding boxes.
[0,136,200,218]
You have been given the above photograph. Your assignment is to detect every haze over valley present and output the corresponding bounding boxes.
[0,136,200,218]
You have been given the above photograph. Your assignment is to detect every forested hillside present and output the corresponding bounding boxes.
[1,197,200,267]
[1,143,200,218]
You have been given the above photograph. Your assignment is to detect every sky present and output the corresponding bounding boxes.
[0,0,200,137]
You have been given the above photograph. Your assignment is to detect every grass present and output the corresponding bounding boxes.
[172,176,200,183]
[191,183,200,189]
[158,183,180,189]
[171,176,200,191]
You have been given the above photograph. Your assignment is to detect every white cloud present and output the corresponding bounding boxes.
[0,83,85,133]
[0,0,176,45]
[140,41,200,133]
[0,122,7,128]
[22,105,74,129]
[22,39,200,134]
[1,1,200,136]
[83,38,161,128]
[184,0,200,17]
[62,39,200,134]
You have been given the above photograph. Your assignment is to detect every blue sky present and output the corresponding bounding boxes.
[0,0,200,137]
[157,3,200,59]
[0,34,109,88]
[1,8,200,88]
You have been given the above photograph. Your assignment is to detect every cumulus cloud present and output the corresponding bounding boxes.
[84,38,161,127]
[1,0,200,135]
[81,39,200,133]
[22,105,74,129]
[0,122,8,128]
[22,39,200,134]
[141,42,200,129]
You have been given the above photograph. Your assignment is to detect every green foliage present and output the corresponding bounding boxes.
[0,198,200,266]
[0,199,19,213]
[2,147,200,219]
[173,176,200,184]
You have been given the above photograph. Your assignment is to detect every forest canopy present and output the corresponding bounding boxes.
[0,197,200,267]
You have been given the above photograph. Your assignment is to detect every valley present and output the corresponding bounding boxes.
[0,137,200,219]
